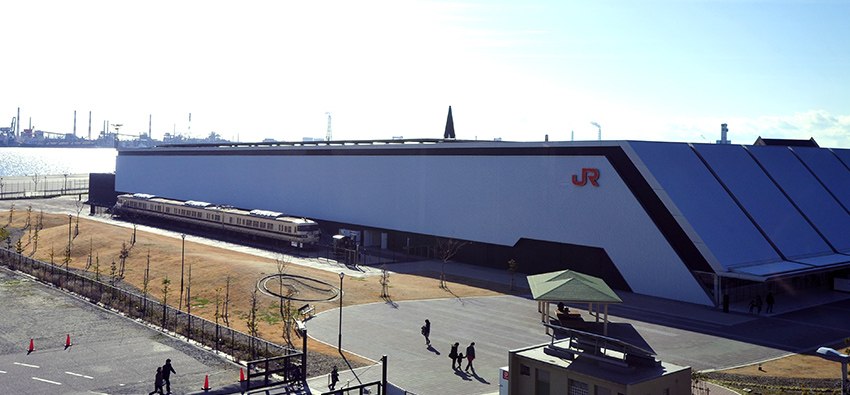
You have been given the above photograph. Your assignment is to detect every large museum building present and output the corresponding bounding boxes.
[114,138,850,306]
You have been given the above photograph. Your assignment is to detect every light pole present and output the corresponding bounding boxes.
[817,347,849,395]
[338,272,344,352]
[179,234,186,312]
[66,214,72,279]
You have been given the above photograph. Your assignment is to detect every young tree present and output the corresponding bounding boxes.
[8,203,14,226]
[74,199,84,236]
[31,226,39,254]
[214,286,223,328]
[30,174,40,197]
[245,288,261,356]
[25,205,32,235]
[224,276,232,327]
[142,248,151,314]
[110,260,118,286]
[380,263,390,298]
[118,241,130,278]
[94,253,101,282]
[161,276,171,329]
[276,256,293,345]
[85,237,93,271]
[508,259,519,291]
[435,235,468,289]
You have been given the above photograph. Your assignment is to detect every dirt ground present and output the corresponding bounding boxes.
[1,211,513,367]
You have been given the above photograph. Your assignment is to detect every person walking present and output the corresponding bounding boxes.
[766,292,775,313]
[149,367,164,395]
[161,359,176,394]
[421,319,431,345]
[755,295,763,315]
[329,365,339,390]
[464,342,476,373]
[449,342,460,369]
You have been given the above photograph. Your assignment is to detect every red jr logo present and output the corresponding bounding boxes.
[572,168,600,187]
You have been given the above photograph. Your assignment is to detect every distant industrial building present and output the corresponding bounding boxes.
[115,138,850,306]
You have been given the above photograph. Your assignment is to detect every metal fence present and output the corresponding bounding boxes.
[0,248,301,363]
[0,174,89,199]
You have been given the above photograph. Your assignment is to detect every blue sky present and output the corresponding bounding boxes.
[3,0,848,146]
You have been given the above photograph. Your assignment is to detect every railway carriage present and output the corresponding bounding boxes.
[115,193,321,247]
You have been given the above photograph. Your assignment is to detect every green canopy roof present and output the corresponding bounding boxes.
[527,270,622,303]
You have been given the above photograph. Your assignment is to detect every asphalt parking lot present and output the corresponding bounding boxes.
[0,266,243,395]
[304,288,850,395]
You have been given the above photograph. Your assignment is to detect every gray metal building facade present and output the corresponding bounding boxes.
[115,140,850,306]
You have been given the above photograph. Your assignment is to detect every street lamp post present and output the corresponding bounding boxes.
[179,234,186,312]
[67,214,72,280]
[817,347,849,395]
[338,272,344,352]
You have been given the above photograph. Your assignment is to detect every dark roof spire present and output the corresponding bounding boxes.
[444,106,455,139]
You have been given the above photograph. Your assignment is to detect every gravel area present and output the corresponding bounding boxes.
[704,372,842,393]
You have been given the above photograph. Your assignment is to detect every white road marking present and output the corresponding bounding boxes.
[88,392,109,395]
[32,376,62,385]
[66,371,95,379]
[14,362,40,368]
[0,370,6,373]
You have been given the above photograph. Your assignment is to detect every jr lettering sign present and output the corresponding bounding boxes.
[572,168,600,187]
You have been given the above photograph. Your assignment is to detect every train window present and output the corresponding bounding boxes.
[298,224,319,232]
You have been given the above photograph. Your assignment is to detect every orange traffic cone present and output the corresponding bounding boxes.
[203,375,210,391]
[28,339,34,354]
[65,334,71,348]
[240,368,245,381]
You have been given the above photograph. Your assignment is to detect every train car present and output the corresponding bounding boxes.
[115,193,321,247]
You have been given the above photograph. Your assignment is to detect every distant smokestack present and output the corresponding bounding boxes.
[590,122,601,140]
[73,110,77,137]
[88,111,92,140]
[717,124,730,144]
[325,112,332,141]
[149,114,152,138]
[16,107,20,137]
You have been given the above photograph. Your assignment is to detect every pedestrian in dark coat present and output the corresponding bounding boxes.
[464,342,476,373]
[449,342,460,369]
[456,352,465,371]
[766,292,775,313]
[329,365,339,390]
[755,295,763,315]
[149,367,164,395]
[421,319,431,345]
[162,359,176,394]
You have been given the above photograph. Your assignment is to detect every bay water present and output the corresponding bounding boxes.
[0,147,117,177]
